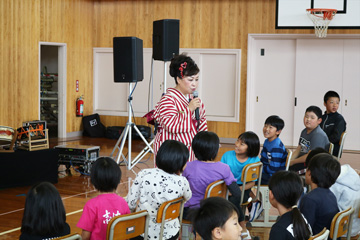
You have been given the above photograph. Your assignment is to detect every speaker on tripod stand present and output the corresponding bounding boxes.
[113,37,143,82]
[153,19,180,61]
[111,37,154,170]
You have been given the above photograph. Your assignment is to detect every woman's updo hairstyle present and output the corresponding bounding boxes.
[169,53,199,84]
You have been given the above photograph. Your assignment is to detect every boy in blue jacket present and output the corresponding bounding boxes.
[321,90,346,157]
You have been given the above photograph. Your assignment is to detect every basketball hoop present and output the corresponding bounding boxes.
[306,8,337,38]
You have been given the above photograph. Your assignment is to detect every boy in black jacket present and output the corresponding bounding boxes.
[320,91,346,157]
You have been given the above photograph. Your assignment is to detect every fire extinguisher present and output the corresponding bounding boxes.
[76,96,84,117]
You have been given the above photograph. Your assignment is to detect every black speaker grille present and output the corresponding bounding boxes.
[113,37,143,82]
[153,19,180,61]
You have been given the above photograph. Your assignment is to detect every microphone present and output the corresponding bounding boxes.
[193,91,200,121]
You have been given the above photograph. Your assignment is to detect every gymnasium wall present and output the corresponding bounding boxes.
[1,0,359,138]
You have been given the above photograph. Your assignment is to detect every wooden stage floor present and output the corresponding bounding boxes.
[0,136,359,240]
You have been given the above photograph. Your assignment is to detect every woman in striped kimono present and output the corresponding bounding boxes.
[153,54,208,161]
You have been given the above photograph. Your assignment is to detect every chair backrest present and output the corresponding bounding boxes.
[337,131,347,159]
[308,227,330,240]
[285,148,293,171]
[330,207,354,240]
[240,162,263,204]
[204,180,228,199]
[107,210,150,240]
[156,197,185,240]
[54,233,82,240]
[329,143,334,155]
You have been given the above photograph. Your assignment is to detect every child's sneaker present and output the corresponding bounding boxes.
[249,201,263,222]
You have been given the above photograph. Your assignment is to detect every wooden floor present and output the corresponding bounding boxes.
[0,136,359,240]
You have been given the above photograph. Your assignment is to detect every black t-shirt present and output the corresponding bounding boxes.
[269,211,311,240]
[300,187,339,235]
[19,223,70,240]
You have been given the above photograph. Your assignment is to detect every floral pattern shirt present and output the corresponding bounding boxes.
[127,168,192,239]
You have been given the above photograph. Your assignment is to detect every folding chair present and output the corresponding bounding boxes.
[337,131,347,160]
[106,210,150,240]
[54,233,82,240]
[329,143,334,155]
[329,207,354,240]
[308,227,330,240]
[204,179,228,199]
[239,162,263,217]
[182,180,228,240]
[156,197,185,240]
[252,149,292,227]
[285,148,293,171]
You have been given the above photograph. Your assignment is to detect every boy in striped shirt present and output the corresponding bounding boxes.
[260,115,288,185]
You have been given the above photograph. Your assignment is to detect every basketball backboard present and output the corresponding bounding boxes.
[276,0,360,28]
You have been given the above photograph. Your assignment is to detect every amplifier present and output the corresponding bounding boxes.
[55,144,100,174]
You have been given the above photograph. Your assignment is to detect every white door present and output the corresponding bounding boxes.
[293,39,344,145]
[342,39,360,150]
[247,39,296,146]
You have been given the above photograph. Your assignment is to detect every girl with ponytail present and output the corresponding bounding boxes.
[268,171,312,240]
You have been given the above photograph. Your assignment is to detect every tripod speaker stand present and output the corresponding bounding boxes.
[110,82,154,170]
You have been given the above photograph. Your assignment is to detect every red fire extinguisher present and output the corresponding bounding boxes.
[76,96,84,117]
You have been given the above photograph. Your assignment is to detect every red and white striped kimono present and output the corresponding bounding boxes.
[153,88,208,162]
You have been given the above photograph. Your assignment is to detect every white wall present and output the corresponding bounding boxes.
[247,34,360,151]
[93,48,241,123]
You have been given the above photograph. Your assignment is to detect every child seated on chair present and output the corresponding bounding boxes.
[127,140,192,240]
[192,197,242,240]
[182,131,251,238]
[220,131,261,239]
[330,164,360,237]
[289,106,330,172]
[77,157,130,240]
[320,90,347,157]
[20,182,71,240]
[260,115,288,185]
[268,171,312,240]
[300,153,340,235]
[295,147,328,176]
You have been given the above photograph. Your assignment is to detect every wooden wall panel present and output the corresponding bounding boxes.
[0,0,93,134]
[1,0,359,138]
[40,0,94,133]
[94,0,360,139]
[0,0,40,129]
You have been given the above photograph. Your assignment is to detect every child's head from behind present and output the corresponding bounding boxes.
[263,115,285,141]
[236,131,260,157]
[306,153,340,188]
[192,197,242,240]
[156,140,188,174]
[305,147,328,167]
[192,131,219,161]
[269,171,303,209]
[304,106,322,131]
[91,157,121,193]
[21,182,66,235]
[269,171,311,240]
[324,90,340,114]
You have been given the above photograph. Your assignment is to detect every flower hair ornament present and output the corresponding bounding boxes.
[179,62,187,78]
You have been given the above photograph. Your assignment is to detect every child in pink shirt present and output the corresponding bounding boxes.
[77,157,130,240]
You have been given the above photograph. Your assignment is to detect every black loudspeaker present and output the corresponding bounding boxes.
[153,19,180,61]
[113,37,143,82]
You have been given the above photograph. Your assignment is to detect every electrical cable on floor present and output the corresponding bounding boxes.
[70,159,90,176]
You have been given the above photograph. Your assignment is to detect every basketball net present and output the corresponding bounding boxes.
[307,9,337,38]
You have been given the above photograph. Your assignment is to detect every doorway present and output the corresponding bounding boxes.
[39,42,67,139]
